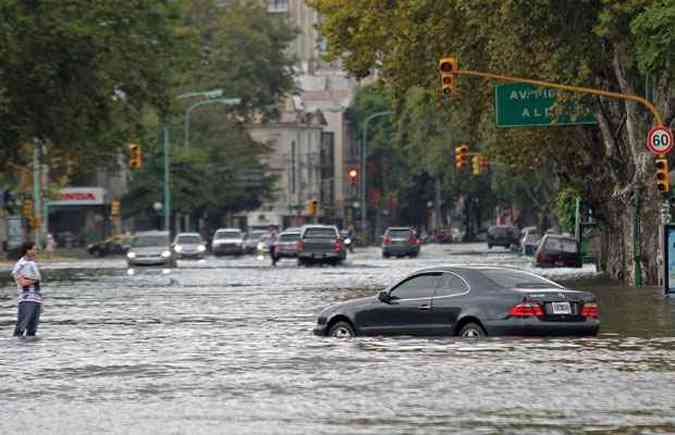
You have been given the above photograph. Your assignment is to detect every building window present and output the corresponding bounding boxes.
[267,0,289,13]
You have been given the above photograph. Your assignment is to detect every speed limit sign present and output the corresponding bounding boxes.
[646,126,673,155]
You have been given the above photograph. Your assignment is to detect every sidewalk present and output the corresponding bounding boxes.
[0,247,90,267]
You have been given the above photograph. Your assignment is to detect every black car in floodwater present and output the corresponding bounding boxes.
[314,266,599,338]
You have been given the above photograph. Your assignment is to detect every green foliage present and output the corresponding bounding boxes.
[555,187,581,234]
[0,0,186,170]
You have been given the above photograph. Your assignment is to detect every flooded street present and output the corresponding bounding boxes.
[2,243,675,434]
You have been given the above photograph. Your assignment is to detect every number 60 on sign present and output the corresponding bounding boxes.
[646,126,674,155]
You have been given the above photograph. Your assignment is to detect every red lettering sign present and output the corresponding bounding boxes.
[59,192,97,201]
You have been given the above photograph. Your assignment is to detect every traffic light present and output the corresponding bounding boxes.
[480,156,490,171]
[348,168,359,186]
[656,157,670,193]
[472,155,481,176]
[439,57,458,96]
[21,199,33,219]
[308,199,318,215]
[455,144,469,169]
[111,200,120,216]
[128,143,143,169]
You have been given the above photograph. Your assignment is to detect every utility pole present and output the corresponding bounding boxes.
[32,143,41,248]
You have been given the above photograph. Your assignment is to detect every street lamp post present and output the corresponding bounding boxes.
[361,111,393,243]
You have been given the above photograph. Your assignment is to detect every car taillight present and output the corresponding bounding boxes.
[509,302,544,317]
[580,302,599,319]
[297,240,304,252]
[335,240,343,252]
[383,236,391,245]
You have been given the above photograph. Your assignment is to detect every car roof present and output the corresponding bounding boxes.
[385,226,413,231]
[134,230,169,237]
[215,228,242,232]
[175,232,201,237]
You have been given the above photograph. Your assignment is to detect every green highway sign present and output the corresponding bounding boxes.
[495,83,596,128]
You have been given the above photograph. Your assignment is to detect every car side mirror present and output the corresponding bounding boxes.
[378,290,390,303]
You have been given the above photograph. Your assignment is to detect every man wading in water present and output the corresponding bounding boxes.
[11,241,43,337]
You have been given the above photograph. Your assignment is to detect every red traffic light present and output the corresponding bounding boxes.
[439,57,457,73]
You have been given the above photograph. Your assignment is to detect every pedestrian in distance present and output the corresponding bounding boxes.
[11,241,43,337]
[267,227,279,266]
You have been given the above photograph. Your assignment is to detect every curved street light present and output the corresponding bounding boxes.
[361,111,393,243]
[184,97,241,148]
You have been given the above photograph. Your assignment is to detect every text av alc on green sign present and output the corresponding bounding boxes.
[495,83,596,128]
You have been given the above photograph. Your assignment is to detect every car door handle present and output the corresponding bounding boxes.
[418,304,431,310]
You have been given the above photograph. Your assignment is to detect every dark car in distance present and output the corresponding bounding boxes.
[382,227,420,258]
[487,225,518,249]
[273,229,301,260]
[87,234,132,257]
[314,266,599,338]
[297,225,346,266]
[535,234,582,268]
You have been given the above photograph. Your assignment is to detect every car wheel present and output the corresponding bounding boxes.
[328,321,355,338]
[458,322,486,338]
[487,244,492,249]
[382,253,390,258]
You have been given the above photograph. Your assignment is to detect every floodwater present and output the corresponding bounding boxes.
[1,244,675,434]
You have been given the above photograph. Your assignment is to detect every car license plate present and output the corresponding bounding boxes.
[551,302,571,315]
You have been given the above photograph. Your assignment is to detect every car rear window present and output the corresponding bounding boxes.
[388,229,412,239]
[524,232,540,242]
[280,233,300,242]
[480,269,562,289]
[304,228,337,239]
[215,231,242,239]
[544,237,578,253]
[489,227,510,236]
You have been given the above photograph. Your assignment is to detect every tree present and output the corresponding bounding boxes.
[0,0,187,171]
[310,0,674,284]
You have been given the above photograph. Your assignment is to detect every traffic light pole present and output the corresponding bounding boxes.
[162,126,171,234]
[361,111,393,243]
[452,68,663,126]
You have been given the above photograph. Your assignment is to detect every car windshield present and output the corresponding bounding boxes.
[215,231,242,239]
[480,269,562,289]
[304,228,336,238]
[176,235,202,244]
[132,236,169,248]
[388,229,412,239]
[544,237,578,253]
[280,233,300,242]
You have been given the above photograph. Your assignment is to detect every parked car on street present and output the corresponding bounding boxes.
[272,229,302,260]
[87,234,132,257]
[313,266,599,338]
[534,234,582,268]
[382,226,420,258]
[211,228,245,256]
[487,225,519,249]
[172,232,207,259]
[519,226,541,256]
[126,230,176,268]
[297,225,346,266]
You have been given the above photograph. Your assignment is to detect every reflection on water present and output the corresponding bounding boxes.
[1,267,675,434]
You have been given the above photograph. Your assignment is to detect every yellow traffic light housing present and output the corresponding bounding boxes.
[455,144,469,169]
[656,157,670,193]
[439,57,458,96]
[472,155,481,176]
[308,199,318,215]
[22,199,33,218]
[111,199,120,216]
[128,143,143,170]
